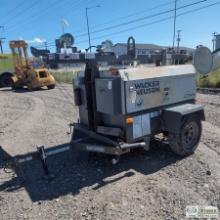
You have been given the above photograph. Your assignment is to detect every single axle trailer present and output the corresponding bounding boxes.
[71,62,204,162]
[69,46,213,163]
[0,46,214,174]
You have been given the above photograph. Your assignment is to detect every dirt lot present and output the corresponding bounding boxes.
[0,85,219,220]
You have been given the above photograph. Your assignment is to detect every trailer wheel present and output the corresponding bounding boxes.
[168,115,202,156]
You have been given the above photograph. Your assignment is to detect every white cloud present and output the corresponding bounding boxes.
[26,37,46,44]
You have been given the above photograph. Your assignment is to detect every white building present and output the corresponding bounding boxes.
[111,43,163,58]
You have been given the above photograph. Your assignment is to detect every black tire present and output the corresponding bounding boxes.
[47,85,55,90]
[0,74,13,87]
[168,115,202,156]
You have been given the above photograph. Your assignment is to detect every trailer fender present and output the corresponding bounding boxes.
[162,103,205,133]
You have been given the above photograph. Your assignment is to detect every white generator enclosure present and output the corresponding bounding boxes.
[74,64,201,143]
[95,65,196,115]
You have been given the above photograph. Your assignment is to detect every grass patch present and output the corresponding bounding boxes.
[197,69,220,88]
[51,71,77,83]
[51,67,220,87]
[0,54,14,73]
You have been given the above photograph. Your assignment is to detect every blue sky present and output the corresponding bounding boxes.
[1,0,220,53]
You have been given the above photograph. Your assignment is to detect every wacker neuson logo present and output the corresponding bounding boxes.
[134,81,160,95]
[186,205,218,219]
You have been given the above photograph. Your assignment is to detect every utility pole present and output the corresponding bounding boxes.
[86,8,91,52]
[212,32,217,52]
[86,5,100,52]
[0,26,5,54]
[44,41,48,50]
[176,30,181,65]
[172,0,177,64]
[0,39,4,54]
[177,30,181,54]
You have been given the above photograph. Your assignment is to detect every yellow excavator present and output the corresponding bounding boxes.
[10,40,55,91]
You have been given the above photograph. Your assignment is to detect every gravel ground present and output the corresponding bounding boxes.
[0,86,219,220]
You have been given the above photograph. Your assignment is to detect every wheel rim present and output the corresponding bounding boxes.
[181,121,199,149]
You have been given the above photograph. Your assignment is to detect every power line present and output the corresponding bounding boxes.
[6,0,74,29]
[75,0,208,38]
[72,0,179,34]
[75,0,220,46]
[3,0,41,26]
[0,0,27,24]
[29,0,218,51]
[5,0,89,49]
[36,0,217,50]
[6,0,89,33]
[27,0,94,46]
[23,0,178,46]
[22,0,177,44]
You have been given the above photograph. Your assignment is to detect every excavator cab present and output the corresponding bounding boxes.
[9,40,55,91]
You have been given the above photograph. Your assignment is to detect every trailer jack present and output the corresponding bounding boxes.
[37,146,49,175]
[0,144,71,176]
